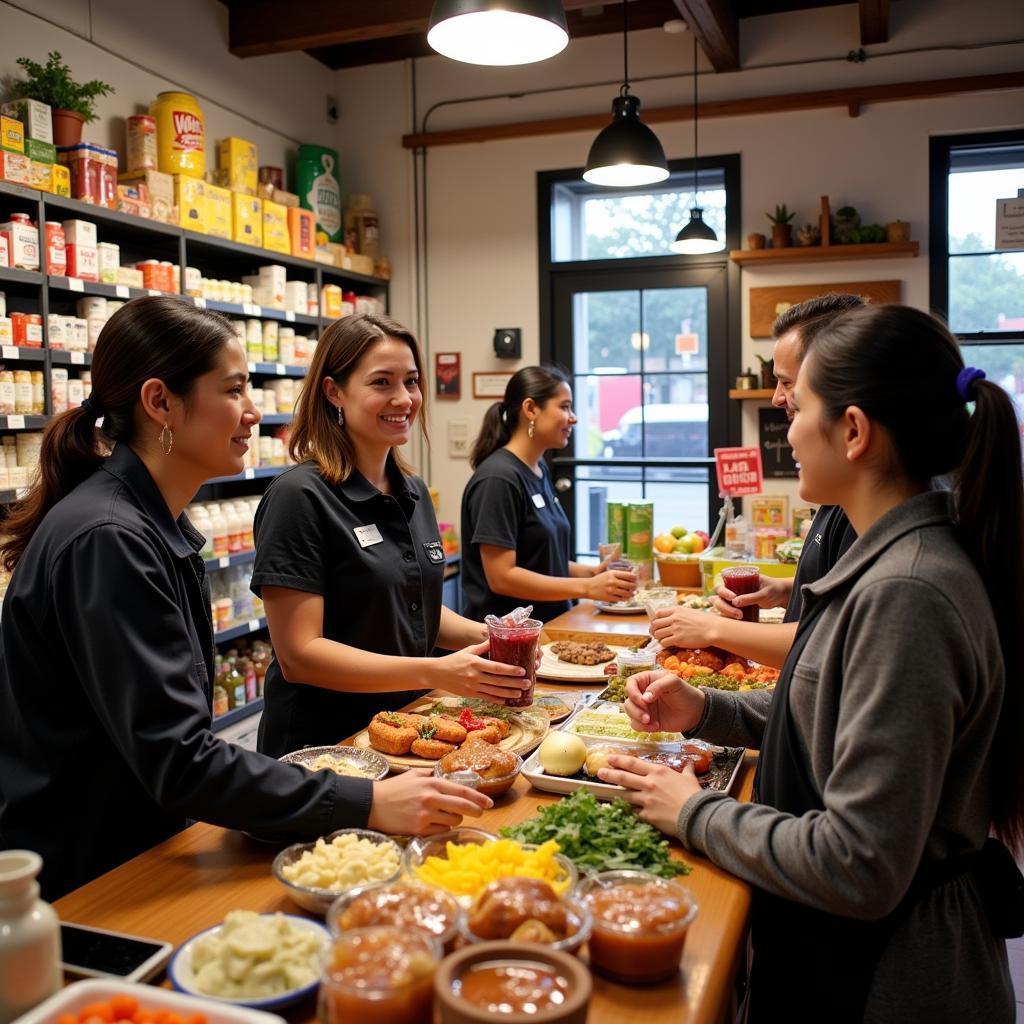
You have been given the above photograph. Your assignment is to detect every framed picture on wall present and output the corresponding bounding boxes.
[435,352,461,399]
[472,372,513,399]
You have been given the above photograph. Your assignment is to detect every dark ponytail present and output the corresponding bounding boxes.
[469,365,569,469]
[1,295,235,572]
[808,304,1024,854]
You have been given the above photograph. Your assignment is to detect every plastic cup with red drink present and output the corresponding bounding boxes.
[720,566,761,623]
[485,611,543,708]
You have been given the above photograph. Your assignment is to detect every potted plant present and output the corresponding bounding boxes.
[13,51,113,147]
[766,204,796,248]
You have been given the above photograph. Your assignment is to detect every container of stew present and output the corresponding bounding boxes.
[319,926,439,1024]
[577,869,698,984]
[327,880,462,954]
[435,941,591,1024]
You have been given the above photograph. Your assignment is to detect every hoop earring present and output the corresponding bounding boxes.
[528,419,535,439]
[337,406,345,427]
[159,424,173,456]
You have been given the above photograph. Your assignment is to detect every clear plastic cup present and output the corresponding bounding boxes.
[486,617,543,708]
[720,566,761,623]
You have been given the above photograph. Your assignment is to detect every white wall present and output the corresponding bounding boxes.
[330,0,1024,525]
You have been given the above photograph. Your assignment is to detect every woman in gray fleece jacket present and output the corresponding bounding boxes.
[600,305,1022,1022]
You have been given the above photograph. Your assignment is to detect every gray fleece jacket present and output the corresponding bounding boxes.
[679,490,1013,1022]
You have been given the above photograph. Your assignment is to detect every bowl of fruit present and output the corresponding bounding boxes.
[654,526,709,588]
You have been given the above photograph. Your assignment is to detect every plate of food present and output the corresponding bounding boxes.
[594,599,645,615]
[530,692,579,723]
[350,696,548,773]
[538,641,618,682]
[521,706,745,802]
[656,645,779,690]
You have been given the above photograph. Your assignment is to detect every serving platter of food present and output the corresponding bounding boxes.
[350,696,548,772]
[655,645,779,690]
[521,702,745,802]
[538,640,619,682]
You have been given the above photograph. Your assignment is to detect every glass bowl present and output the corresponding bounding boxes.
[328,879,463,953]
[271,828,402,914]
[459,890,592,956]
[432,751,523,798]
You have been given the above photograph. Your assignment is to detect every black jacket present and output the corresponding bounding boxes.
[0,444,371,900]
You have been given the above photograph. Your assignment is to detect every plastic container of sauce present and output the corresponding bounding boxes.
[578,870,698,985]
[319,926,438,1024]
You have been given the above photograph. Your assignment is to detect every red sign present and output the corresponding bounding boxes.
[435,352,461,400]
[714,446,764,497]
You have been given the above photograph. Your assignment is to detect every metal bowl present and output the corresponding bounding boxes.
[271,828,402,914]
[278,744,389,781]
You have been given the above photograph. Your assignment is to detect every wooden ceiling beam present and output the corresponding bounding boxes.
[669,0,740,71]
[402,70,1024,148]
[859,0,889,45]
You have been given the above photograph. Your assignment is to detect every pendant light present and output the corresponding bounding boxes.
[671,36,723,254]
[427,0,569,66]
[583,1,669,187]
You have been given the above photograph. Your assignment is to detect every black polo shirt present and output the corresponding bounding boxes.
[460,448,572,624]
[251,457,442,756]
[0,444,370,901]
[784,504,858,622]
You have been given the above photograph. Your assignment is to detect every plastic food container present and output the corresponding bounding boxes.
[459,889,592,957]
[578,870,697,985]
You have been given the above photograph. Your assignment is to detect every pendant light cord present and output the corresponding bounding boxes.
[692,34,699,200]
[622,0,630,95]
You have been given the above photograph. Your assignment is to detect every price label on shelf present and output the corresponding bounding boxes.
[194,296,207,309]
[71,352,85,365]
[115,286,130,299]
[1,347,19,360]
[247,619,261,633]
[68,278,85,293]
[218,556,230,569]
[275,363,286,376]
[285,311,295,322]
[6,415,25,429]
[244,468,255,480]
[242,304,256,317]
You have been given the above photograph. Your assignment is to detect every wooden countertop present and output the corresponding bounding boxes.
[542,601,653,642]
[54,688,753,1024]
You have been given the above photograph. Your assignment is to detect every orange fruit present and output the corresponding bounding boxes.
[654,533,677,554]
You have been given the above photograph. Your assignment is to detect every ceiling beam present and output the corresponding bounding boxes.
[402,70,1024,148]
[859,0,889,45]
[669,0,739,71]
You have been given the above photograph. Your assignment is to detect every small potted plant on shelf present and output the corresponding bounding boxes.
[766,204,796,248]
[13,51,114,147]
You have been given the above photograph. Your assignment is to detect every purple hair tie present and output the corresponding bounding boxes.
[956,366,985,402]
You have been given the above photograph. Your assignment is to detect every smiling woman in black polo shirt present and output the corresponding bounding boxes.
[252,313,527,757]
[0,297,490,901]
[460,366,637,624]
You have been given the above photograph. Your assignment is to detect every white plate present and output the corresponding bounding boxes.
[11,979,286,1024]
[594,600,645,615]
[168,915,329,1011]
[537,642,617,682]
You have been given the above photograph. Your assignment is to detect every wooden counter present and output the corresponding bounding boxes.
[542,601,653,642]
[54,687,753,1024]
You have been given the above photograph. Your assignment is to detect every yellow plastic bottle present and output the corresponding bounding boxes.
[150,91,206,178]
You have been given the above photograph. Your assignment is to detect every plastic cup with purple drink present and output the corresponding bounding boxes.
[485,607,543,708]
[720,566,761,623]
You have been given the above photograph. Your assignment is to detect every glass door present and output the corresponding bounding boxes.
[549,265,731,558]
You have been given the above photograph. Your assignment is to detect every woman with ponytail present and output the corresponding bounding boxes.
[0,297,491,901]
[460,366,637,623]
[599,305,1021,1020]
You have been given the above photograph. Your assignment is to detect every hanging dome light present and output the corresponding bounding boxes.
[427,0,569,66]
[670,35,723,253]
[582,0,669,187]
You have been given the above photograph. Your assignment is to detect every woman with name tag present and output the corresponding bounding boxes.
[253,313,528,758]
[460,366,637,624]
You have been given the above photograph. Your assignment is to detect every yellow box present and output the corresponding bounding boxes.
[204,182,231,239]
[1,116,24,154]
[30,160,52,193]
[698,547,797,597]
[261,199,289,254]
[231,192,262,247]
[218,137,257,196]
[173,174,207,233]
[51,163,71,197]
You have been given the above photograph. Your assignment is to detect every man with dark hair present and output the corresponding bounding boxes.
[649,293,862,667]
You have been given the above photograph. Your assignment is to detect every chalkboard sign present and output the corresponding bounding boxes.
[759,406,798,478]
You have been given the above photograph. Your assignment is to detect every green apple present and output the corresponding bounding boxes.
[674,538,693,554]
[670,525,687,539]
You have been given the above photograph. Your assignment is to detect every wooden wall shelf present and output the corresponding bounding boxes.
[729,389,775,400]
[730,241,919,266]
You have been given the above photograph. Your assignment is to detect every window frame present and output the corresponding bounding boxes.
[929,129,1024,345]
